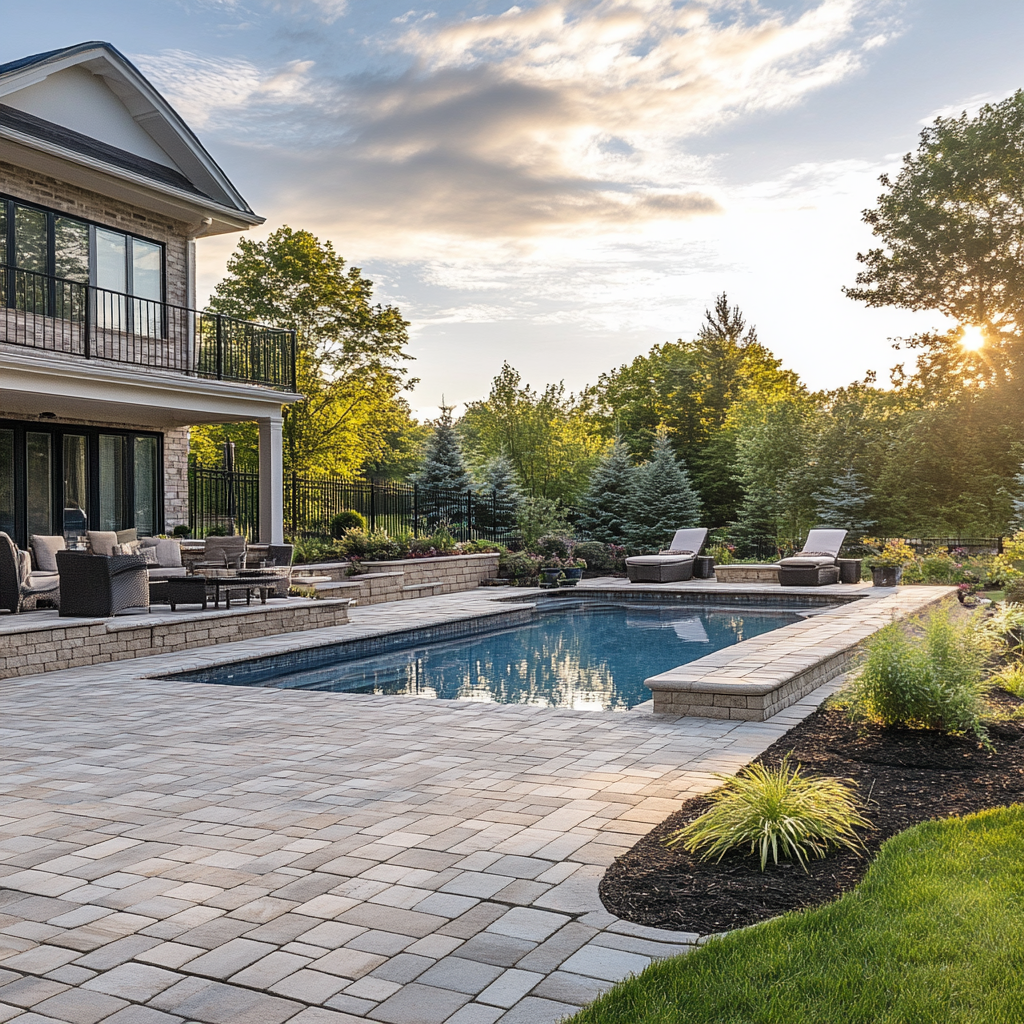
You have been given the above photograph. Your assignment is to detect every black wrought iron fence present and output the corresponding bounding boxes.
[1,263,296,390]
[188,466,521,544]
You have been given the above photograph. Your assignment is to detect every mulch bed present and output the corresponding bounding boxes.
[600,690,1024,935]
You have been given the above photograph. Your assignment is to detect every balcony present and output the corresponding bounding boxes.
[0,263,296,392]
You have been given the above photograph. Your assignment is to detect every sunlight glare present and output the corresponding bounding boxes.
[960,325,985,351]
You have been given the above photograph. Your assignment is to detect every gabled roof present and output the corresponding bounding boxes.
[0,41,262,232]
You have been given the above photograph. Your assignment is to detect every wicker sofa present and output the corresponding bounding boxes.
[56,551,150,617]
[777,529,847,586]
[626,528,709,584]
[0,532,61,613]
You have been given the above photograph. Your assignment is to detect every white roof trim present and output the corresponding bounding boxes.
[0,43,256,217]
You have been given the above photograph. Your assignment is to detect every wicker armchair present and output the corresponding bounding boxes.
[0,532,61,613]
[56,552,150,617]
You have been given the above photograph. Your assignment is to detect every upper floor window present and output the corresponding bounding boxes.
[0,194,163,302]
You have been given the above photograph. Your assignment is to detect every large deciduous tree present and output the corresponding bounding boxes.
[192,227,416,477]
[845,91,1024,333]
[459,363,604,503]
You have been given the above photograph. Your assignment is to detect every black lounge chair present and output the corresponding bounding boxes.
[777,529,847,586]
[626,528,708,583]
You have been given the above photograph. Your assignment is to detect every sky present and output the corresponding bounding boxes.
[3,1,1022,418]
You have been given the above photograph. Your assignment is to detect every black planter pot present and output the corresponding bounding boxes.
[540,567,563,589]
[559,568,584,587]
[871,565,902,587]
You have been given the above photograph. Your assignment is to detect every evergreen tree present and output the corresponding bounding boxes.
[577,438,635,543]
[813,468,875,536]
[416,403,471,491]
[626,429,702,551]
[475,452,521,539]
[477,452,520,502]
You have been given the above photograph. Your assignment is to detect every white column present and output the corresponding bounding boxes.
[258,416,285,543]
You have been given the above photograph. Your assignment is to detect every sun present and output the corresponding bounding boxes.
[960,326,986,351]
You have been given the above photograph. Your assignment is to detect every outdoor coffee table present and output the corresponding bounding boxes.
[164,575,209,611]
[204,572,289,608]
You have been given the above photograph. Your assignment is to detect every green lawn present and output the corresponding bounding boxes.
[567,806,1024,1024]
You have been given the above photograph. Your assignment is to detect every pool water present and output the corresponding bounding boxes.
[180,602,801,711]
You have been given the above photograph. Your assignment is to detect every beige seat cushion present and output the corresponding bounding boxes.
[30,535,66,573]
[86,531,119,556]
[147,566,187,579]
[626,553,695,566]
[140,537,183,568]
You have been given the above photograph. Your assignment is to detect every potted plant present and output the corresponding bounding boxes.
[865,538,916,587]
[559,558,587,586]
[540,566,563,588]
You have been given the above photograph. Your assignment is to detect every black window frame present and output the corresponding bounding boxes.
[0,418,164,549]
[0,191,166,305]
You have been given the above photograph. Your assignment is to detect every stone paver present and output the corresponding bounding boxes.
[0,584,926,1021]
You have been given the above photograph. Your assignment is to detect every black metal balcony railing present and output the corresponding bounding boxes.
[0,263,296,392]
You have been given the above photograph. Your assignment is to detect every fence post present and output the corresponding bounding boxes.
[369,479,376,532]
[467,489,473,540]
[492,489,498,544]
[83,284,92,359]
[413,483,419,537]
[289,330,297,391]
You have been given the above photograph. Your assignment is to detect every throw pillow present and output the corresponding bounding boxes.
[30,534,66,572]
[140,547,159,565]
[113,541,142,557]
[86,531,118,556]
[116,528,138,546]
[154,539,182,568]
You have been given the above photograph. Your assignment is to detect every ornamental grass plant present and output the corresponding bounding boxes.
[664,757,870,871]
[845,607,991,743]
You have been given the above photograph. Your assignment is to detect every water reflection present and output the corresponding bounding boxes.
[265,603,800,711]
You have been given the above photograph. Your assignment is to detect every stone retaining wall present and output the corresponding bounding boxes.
[645,586,955,720]
[0,599,350,680]
[359,553,500,596]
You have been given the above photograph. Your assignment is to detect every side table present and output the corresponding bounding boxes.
[837,558,863,584]
[165,575,209,611]
[694,555,716,579]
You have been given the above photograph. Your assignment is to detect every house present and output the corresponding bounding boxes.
[0,41,297,549]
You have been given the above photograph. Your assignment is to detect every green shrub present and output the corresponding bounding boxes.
[499,550,541,582]
[1005,579,1024,604]
[516,497,572,547]
[992,662,1024,697]
[574,541,613,572]
[290,536,341,564]
[845,608,990,743]
[329,510,366,539]
[171,524,191,538]
[460,539,503,554]
[337,528,404,561]
[664,756,870,870]
[532,534,573,560]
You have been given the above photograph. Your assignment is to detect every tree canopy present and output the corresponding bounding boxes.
[192,227,418,477]
[846,91,1024,334]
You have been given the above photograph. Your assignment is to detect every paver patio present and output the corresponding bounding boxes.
[0,585,948,1022]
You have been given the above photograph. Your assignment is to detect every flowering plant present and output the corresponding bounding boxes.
[861,537,917,568]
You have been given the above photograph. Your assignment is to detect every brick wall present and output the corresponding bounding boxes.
[0,160,192,305]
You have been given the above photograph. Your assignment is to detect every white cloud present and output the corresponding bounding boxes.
[919,89,1016,125]
[134,50,319,131]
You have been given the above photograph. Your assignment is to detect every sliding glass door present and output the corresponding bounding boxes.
[0,422,163,547]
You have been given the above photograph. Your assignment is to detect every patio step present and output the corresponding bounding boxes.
[402,581,444,599]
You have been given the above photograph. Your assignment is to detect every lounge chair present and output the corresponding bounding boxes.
[0,532,61,613]
[626,528,708,584]
[777,529,847,586]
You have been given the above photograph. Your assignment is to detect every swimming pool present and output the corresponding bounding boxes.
[171,601,803,711]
